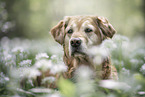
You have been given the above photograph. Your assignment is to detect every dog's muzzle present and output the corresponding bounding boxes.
[70,38,82,55]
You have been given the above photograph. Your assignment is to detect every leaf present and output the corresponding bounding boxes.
[58,77,76,97]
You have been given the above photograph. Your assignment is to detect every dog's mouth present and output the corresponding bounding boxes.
[71,47,86,57]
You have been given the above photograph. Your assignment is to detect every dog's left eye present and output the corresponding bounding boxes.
[85,28,93,33]
[67,29,73,34]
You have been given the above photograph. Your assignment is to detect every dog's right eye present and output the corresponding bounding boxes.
[85,28,93,33]
[67,29,73,34]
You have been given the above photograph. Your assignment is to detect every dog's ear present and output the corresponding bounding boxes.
[50,20,64,45]
[50,17,70,45]
[96,17,116,40]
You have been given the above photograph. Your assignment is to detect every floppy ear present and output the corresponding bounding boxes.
[50,20,64,45]
[96,17,116,39]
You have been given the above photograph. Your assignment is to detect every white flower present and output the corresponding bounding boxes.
[75,66,95,96]
[51,55,57,59]
[16,88,33,95]
[75,66,94,81]
[12,47,25,53]
[0,72,9,83]
[93,56,102,65]
[140,64,145,74]
[34,58,67,73]
[88,46,109,65]
[28,69,41,78]
[19,59,32,67]
[138,91,145,95]
[4,77,9,81]
[35,53,49,60]
[121,68,130,76]
[18,68,41,79]
[50,63,67,74]
[113,35,129,43]
[99,80,131,91]
[30,88,52,93]
[42,77,56,84]
[88,46,109,58]
[4,54,13,61]
[34,59,52,72]
[47,93,61,97]
[101,39,117,50]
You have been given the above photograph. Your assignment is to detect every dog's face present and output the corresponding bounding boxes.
[65,16,101,57]
[51,16,116,58]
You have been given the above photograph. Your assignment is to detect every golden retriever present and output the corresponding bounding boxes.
[51,16,118,81]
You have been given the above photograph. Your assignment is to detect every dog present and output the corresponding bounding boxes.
[50,16,118,81]
[34,16,118,88]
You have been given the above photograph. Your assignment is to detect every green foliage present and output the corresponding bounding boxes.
[58,77,76,97]
[0,35,145,97]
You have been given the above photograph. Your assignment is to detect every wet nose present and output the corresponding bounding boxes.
[70,38,81,47]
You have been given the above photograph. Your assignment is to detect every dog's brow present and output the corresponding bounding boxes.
[70,20,77,28]
[87,24,94,29]
[78,18,83,22]
[82,20,92,27]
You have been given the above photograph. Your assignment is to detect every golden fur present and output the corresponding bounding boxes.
[38,16,118,88]
[51,16,118,80]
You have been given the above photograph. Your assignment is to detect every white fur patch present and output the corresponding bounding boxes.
[87,24,95,29]
[78,18,83,22]
[81,20,95,30]
[71,21,77,28]
[82,20,90,27]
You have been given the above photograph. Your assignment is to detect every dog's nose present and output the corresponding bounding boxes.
[70,38,81,47]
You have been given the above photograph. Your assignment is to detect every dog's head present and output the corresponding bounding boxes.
[51,16,116,58]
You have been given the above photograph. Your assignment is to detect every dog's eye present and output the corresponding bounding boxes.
[67,29,73,34]
[85,28,93,33]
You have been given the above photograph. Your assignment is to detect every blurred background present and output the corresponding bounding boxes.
[0,0,144,39]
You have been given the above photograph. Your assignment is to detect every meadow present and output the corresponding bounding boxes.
[0,35,145,97]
